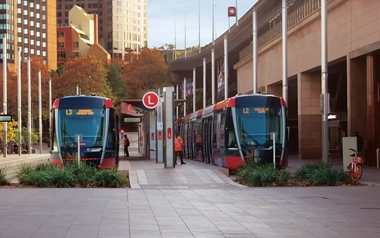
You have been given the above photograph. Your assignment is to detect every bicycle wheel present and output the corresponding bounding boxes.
[350,164,363,181]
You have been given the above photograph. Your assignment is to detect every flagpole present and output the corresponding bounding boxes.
[236,0,239,26]
[198,0,201,53]
[184,12,187,58]
[174,19,177,59]
[212,0,214,45]
[252,8,257,94]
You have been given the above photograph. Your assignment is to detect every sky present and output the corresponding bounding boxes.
[147,0,258,49]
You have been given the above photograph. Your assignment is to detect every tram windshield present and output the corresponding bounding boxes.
[236,100,284,148]
[58,108,106,148]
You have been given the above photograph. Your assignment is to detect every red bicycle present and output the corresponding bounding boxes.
[347,148,364,181]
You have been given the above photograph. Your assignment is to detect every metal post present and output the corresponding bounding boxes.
[224,35,228,100]
[193,68,196,112]
[2,35,7,157]
[321,0,329,162]
[77,134,80,167]
[183,77,187,116]
[236,0,239,26]
[184,12,187,58]
[156,88,163,163]
[211,48,215,104]
[198,0,201,53]
[228,17,230,33]
[377,148,379,169]
[174,19,177,60]
[203,58,206,108]
[272,132,276,169]
[252,8,257,94]
[282,0,288,105]
[17,47,21,156]
[49,78,52,145]
[212,0,215,45]
[38,69,42,153]
[176,84,179,120]
[27,57,31,154]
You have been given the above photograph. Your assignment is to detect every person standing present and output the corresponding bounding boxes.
[174,131,186,165]
[123,134,130,157]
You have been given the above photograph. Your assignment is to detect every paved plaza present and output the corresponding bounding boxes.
[0,135,380,237]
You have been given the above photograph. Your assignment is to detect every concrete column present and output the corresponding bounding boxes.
[297,72,322,159]
[366,55,378,166]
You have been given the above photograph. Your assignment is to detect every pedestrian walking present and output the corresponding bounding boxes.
[174,131,186,165]
[124,134,130,157]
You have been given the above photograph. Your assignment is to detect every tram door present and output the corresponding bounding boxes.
[183,123,188,158]
[202,116,212,164]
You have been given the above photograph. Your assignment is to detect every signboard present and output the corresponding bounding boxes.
[142,92,159,109]
[124,117,141,123]
[228,6,236,17]
[157,122,163,130]
[0,114,12,122]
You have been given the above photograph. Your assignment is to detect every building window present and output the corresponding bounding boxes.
[59,32,64,37]
[58,42,64,47]
[73,42,79,48]
[58,51,66,58]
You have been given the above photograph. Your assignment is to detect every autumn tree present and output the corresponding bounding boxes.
[54,55,112,99]
[0,120,18,143]
[0,57,50,125]
[124,48,170,95]
[105,63,128,105]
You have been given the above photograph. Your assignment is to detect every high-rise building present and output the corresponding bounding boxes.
[0,0,57,71]
[56,0,148,58]
[57,5,110,67]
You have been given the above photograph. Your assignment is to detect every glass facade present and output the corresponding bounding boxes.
[0,0,14,62]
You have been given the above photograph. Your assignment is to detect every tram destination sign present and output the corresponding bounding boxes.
[0,114,12,122]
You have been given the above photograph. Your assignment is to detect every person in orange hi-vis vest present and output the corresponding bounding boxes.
[174,131,186,165]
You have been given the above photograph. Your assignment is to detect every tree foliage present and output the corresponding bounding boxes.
[105,63,128,105]
[124,48,170,94]
[54,55,112,98]
[0,120,18,143]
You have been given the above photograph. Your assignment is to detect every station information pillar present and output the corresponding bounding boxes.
[149,109,156,160]
[163,87,174,168]
[156,88,164,163]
